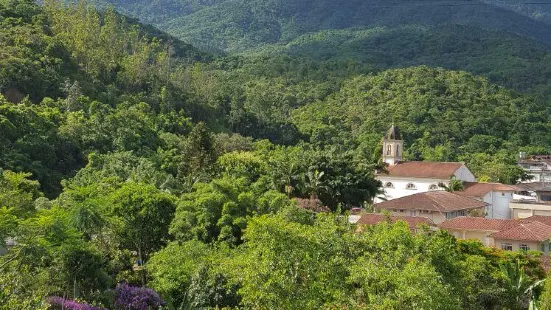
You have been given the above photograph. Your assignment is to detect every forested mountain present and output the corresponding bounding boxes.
[483,0,551,24]
[99,0,551,52]
[94,0,551,99]
[4,0,551,309]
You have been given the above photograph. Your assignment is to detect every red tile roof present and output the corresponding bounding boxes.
[374,191,488,213]
[295,198,330,213]
[439,216,521,231]
[523,215,551,227]
[457,182,517,198]
[491,221,551,242]
[382,161,464,179]
[357,213,435,229]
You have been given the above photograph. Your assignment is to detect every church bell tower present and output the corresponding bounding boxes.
[382,124,403,166]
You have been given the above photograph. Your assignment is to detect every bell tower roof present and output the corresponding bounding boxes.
[385,125,402,140]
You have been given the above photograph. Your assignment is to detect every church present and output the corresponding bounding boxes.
[375,125,477,203]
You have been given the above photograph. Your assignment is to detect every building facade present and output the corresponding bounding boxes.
[376,125,476,203]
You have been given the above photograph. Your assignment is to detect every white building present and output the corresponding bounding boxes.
[456,182,516,219]
[376,125,476,203]
[518,155,551,183]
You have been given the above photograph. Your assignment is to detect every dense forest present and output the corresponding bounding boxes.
[3,0,551,309]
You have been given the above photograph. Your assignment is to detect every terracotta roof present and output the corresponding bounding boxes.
[439,216,521,231]
[357,213,435,229]
[295,198,330,213]
[491,221,551,242]
[457,182,517,198]
[374,191,487,212]
[382,161,464,179]
[523,215,551,227]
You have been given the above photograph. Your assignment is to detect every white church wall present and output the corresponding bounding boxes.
[376,177,446,203]
[454,165,477,182]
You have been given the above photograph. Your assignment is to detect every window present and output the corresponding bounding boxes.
[406,183,417,190]
[519,244,530,251]
[399,209,405,213]
[386,145,392,156]
[429,184,439,191]
[385,182,394,188]
[501,243,513,251]
[396,145,400,157]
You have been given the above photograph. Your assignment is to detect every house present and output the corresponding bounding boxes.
[518,154,551,183]
[440,216,551,254]
[376,125,476,203]
[492,221,551,254]
[439,217,521,247]
[515,182,551,203]
[373,191,488,225]
[456,182,517,219]
[355,213,435,232]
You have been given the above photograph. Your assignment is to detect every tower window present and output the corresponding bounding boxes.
[406,183,417,190]
[396,145,400,157]
[386,145,392,156]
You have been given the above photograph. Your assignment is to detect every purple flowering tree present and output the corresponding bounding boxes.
[47,296,107,310]
[114,283,165,310]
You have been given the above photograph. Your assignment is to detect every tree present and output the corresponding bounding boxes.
[439,176,464,192]
[178,122,217,182]
[147,241,210,307]
[230,214,351,309]
[108,183,176,267]
[170,176,293,245]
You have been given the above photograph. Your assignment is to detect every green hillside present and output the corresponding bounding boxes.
[94,0,551,99]
[483,0,551,24]
[99,0,551,53]
[3,1,551,309]
[246,24,551,96]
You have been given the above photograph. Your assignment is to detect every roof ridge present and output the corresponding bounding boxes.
[519,221,544,239]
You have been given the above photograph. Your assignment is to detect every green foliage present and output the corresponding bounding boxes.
[4,0,551,308]
[0,170,42,216]
[170,175,293,245]
[107,182,176,261]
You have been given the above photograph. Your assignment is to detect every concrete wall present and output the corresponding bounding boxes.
[485,191,514,219]
[444,230,549,254]
[510,202,551,219]
[493,239,543,253]
[445,228,495,246]
[454,165,477,182]
[388,209,447,224]
[376,177,445,202]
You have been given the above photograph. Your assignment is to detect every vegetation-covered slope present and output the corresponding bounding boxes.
[249,24,551,96]
[3,1,551,309]
[95,0,551,100]
[99,0,551,53]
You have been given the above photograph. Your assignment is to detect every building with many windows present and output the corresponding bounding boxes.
[373,191,487,225]
[439,216,551,254]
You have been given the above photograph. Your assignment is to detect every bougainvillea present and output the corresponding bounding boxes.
[47,296,107,310]
[114,283,165,310]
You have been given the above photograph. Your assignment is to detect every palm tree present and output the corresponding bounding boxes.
[300,169,329,200]
[439,176,464,192]
[501,260,545,309]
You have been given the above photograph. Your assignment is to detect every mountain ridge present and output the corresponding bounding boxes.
[98,0,551,53]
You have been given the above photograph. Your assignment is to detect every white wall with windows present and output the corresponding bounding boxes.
[375,177,447,203]
[496,240,542,253]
